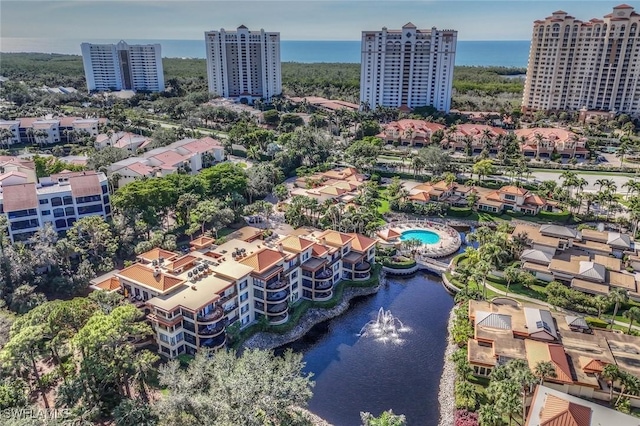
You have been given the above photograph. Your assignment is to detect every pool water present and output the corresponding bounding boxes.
[400,229,441,245]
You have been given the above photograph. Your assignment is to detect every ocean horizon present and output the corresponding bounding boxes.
[0,38,531,67]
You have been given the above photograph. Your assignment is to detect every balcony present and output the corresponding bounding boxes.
[353,271,371,281]
[266,280,287,290]
[199,334,226,350]
[197,306,224,324]
[315,269,332,280]
[314,280,333,291]
[266,302,288,314]
[266,289,289,302]
[268,313,289,325]
[198,322,225,337]
[314,291,333,301]
[354,261,371,272]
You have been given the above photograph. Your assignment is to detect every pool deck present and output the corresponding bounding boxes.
[378,219,462,258]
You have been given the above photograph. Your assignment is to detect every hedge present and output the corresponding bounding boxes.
[537,210,571,222]
[447,206,473,217]
[585,316,609,329]
[382,258,417,269]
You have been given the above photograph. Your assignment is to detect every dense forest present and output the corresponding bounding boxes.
[0,52,525,109]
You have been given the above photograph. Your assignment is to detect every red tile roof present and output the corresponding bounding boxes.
[2,183,38,211]
[181,137,222,154]
[69,173,101,198]
[500,186,528,196]
[240,248,285,274]
[548,344,574,384]
[117,263,184,293]
[348,233,376,252]
[538,394,592,426]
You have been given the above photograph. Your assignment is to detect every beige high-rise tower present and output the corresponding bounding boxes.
[360,24,457,112]
[522,4,640,116]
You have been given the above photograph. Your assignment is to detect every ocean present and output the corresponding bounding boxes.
[0,38,531,67]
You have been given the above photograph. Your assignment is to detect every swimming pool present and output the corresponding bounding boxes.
[400,229,441,245]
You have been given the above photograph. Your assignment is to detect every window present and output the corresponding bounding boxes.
[159,333,169,343]
[63,196,73,205]
[65,206,75,216]
[239,280,248,290]
[241,304,249,314]
[39,199,49,205]
[239,292,248,302]
[41,210,51,216]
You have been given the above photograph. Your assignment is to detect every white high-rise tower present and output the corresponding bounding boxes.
[204,25,282,103]
[81,41,164,93]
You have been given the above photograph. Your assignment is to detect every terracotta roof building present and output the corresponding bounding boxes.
[91,226,376,360]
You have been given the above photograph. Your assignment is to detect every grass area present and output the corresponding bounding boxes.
[378,198,390,214]
[486,278,549,302]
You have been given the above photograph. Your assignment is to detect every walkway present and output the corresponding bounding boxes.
[416,256,449,274]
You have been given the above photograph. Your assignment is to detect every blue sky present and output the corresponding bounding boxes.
[0,1,630,43]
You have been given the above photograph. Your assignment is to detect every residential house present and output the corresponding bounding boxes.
[0,117,103,145]
[476,185,548,215]
[513,224,640,300]
[468,299,640,406]
[525,385,639,426]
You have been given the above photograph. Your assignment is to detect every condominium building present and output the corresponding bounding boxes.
[81,41,165,92]
[91,227,376,359]
[522,5,640,116]
[0,117,103,145]
[360,23,457,112]
[204,25,282,103]
[0,169,111,242]
[107,136,225,187]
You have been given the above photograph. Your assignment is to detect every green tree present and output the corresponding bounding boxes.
[360,410,406,426]
[534,361,557,385]
[65,216,118,273]
[608,288,629,329]
[199,162,248,198]
[472,159,495,181]
[623,306,640,333]
[154,348,314,426]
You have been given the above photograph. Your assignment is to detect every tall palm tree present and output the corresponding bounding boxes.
[623,306,640,333]
[593,295,610,319]
[608,288,629,329]
[503,265,520,296]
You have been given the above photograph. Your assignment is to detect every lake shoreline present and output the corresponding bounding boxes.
[438,305,458,426]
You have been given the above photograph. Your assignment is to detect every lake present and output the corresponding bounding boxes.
[279,272,455,426]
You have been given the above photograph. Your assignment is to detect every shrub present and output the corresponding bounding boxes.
[454,409,479,426]
[537,210,571,222]
[585,316,608,329]
[382,257,417,269]
[447,207,473,217]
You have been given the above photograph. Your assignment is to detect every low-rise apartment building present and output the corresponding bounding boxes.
[407,181,552,215]
[91,226,376,359]
[108,136,225,187]
[94,131,152,151]
[0,169,111,242]
[468,299,640,407]
[515,128,588,159]
[442,124,507,154]
[291,167,366,204]
[377,119,445,147]
[0,117,103,145]
[512,224,639,300]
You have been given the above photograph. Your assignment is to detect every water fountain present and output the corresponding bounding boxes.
[358,307,410,344]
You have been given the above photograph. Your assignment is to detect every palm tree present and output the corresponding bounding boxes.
[602,363,621,401]
[593,295,610,319]
[246,145,261,161]
[503,265,520,296]
[608,288,629,329]
[0,128,13,148]
[623,306,640,333]
[534,361,557,385]
[478,404,501,426]
[595,178,614,192]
